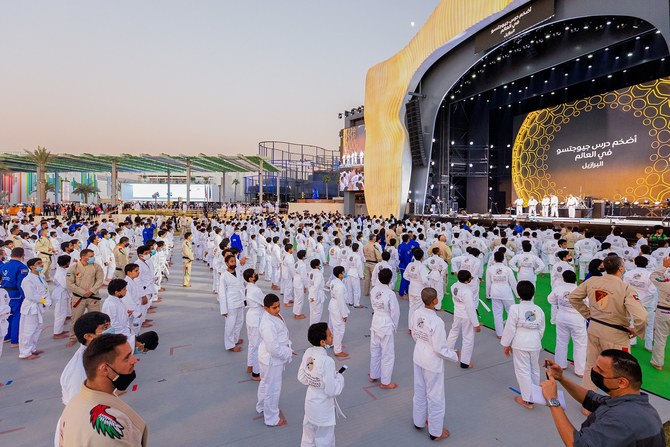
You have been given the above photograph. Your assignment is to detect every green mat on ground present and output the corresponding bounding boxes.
[394,267,670,399]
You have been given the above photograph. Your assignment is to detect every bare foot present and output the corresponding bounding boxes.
[251,375,261,381]
[275,417,287,427]
[293,314,306,319]
[229,346,242,352]
[432,428,450,441]
[183,285,191,288]
[52,333,68,339]
[10,343,18,348]
[141,322,154,328]
[284,303,293,307]
[650,363,663,371]
[369,377,379,383]
[247,366,253,373]
[236,338,244,345]
[32,350,44,355]
[20,354,40,360]
[66,340,76,347]
[514,396,533,409]
[380,383,398,389]
[334,352,349,357]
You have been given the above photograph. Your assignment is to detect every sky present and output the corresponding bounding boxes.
[0,1,439,156]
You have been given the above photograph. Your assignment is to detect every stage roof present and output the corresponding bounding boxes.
[0,152,279,174]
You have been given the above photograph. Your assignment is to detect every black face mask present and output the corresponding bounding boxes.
[590,369,618,393]
[107,365,137,391]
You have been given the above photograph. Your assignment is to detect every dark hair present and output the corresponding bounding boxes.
[333,266,345,278]
[82,333,128,380]
[307,322,329,347]
[10,247,24,258]
[137,245,150,256]
[124,263,139,274]
[603,255,623,274]
[297,249,306,260]
[57,254,71,267]
[26,257,41,268]
[562,270,577,284]
[107,278,127,296]
[457,270,472,283]
[284,244,293,252]
[421,287,438,305]
[310,259,321,269]
[412,247,424,260]
[556,250,570,261]
[381,251,391,261]
[600,349,642,389]
[264,293,280,307]
[469,247,481,257]
[634,255,648,268]
[493,251,504,263]
[378,268,392,285]
[517,281,535,300]
[73,311,111,345]
[136,331,159,351]
[243,268,256,282]
[224,254,236,264]
[588,259,604,277]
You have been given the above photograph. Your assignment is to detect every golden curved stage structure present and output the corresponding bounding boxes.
[363,0,514,217]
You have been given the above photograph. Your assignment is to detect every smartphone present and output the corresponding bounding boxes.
[544,360,550,379]
[338,365,348,374]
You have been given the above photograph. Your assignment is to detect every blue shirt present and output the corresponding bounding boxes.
[143,226,156,244]
[398,242,413,268]
[1,259,29,299]
[230,233,243,252]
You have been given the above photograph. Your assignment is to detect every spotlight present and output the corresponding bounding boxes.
[608,75,613,78]
[450,163,454,167]
[431,161,435,166]
[432,138,436,143]
[344,111,349,117]
[468,163,473,168]
[633,201,640,205]
[351,108,356,114]
[469,141,474,145]
[645,46,650,50]
[588,54,593,59]
[505,165,510,169]
[338,113,343,119]
[450,185,454,190]
[627,53,633,57]
[615,56,620,60]
[606,21,612,25]
[489,187,493,191]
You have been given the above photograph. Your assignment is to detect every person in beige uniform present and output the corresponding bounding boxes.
[568,255,647,390]
[182,232,194,288]
[650,256,670,370]
[113,238,130,279]
[66,249,105,346]
[362,235,382,296]
[428,234,453,265]
[35,229,55,281]
[58,333,147,446]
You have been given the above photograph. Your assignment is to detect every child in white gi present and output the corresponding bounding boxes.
[0,288,9,359]
[371,251,396,290]
[447,270,481,368]
[369,268,400,388]
[219,254,246,352]
[281,244,295,306]
[486,251,518,337]
[244,268,265,381]
[293,250,309,319]
[509,241,545,286]
[623,256,658,351]
[52,255,72,339]
[308,259,327,325]
[344,243,364,307]
[547,270,586,377]
[411,287,458,441]
[257,294,295,426]
[501,281,545,409]
[424,247,448,300]
[328,266,350,358]
[404,248,430,332]
[298,323,345,447]
[19,257,49,360]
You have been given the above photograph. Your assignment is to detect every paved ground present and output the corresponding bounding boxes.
[1,245,669,446]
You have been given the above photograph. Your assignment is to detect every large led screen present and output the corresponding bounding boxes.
[339,124,366,191]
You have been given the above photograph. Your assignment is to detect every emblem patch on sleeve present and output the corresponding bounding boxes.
[90,404,125,440]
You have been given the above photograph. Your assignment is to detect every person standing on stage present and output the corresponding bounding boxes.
[514,197,524,216]
[527,196,538,218]
[567,195,578,218]
[541,196,550,217]
[550,194,559,218]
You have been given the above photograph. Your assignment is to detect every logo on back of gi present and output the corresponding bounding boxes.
[524,310,537,323]
[90,404,125,440]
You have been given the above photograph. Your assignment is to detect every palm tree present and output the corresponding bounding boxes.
[72,181,100,204]
[24,146,55,208]
[232,178,240,202]
[322,174,331,199]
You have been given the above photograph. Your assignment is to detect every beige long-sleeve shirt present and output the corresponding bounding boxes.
[66,261,105,298]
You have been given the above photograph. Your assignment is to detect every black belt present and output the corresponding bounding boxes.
[73,293,101,301]
[39,252,52,256]
[365,260,378,264]
[590,317,630,334]
[2,287,18,291]
[658,305,670,312]
[115,268,122,271]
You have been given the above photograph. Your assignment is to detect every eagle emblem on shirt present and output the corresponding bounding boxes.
[306,356,315,371]
[90,404,125,440]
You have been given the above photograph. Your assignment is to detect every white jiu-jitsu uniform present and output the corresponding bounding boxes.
[298,346,345,447]
[52,266,70,335]
[245,282,265,375]
[509,252,545,286]
[486,262,518,336]
[410,306,458,438]
[293,259,309,316]
[280,251,295,304]
[101,295,133,345]
[371,260,396,291]
[308,268,326,325]
[328,278,350,355]
[343,252,363,306]
[623,267,657,350]
[256,311,293,426]
[423,255,448,299]
[500,301,545,402]
[404,259,430,329]
[19,272,48,358]
[447,281,480,366]
[219,269,246,350]
[369,283,400,384]
[548,281,586,375]
[122,275,145,334]
[0,289,9,359]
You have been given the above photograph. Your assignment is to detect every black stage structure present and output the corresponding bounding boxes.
[405,0,670,219]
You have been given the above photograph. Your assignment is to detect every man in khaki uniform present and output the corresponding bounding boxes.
[385,224,397,247]
[66,249,105,346]
[182,232,194,288]
[650,256,670,370]
[10,226,23,248]
[363,235,382,296]
[35,229,54,281]
[428,234,453,265]
[113,237,130,279]
[568,255,647,390]
[58,333,147,446]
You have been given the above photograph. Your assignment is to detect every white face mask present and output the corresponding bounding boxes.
[142,254,151,260]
